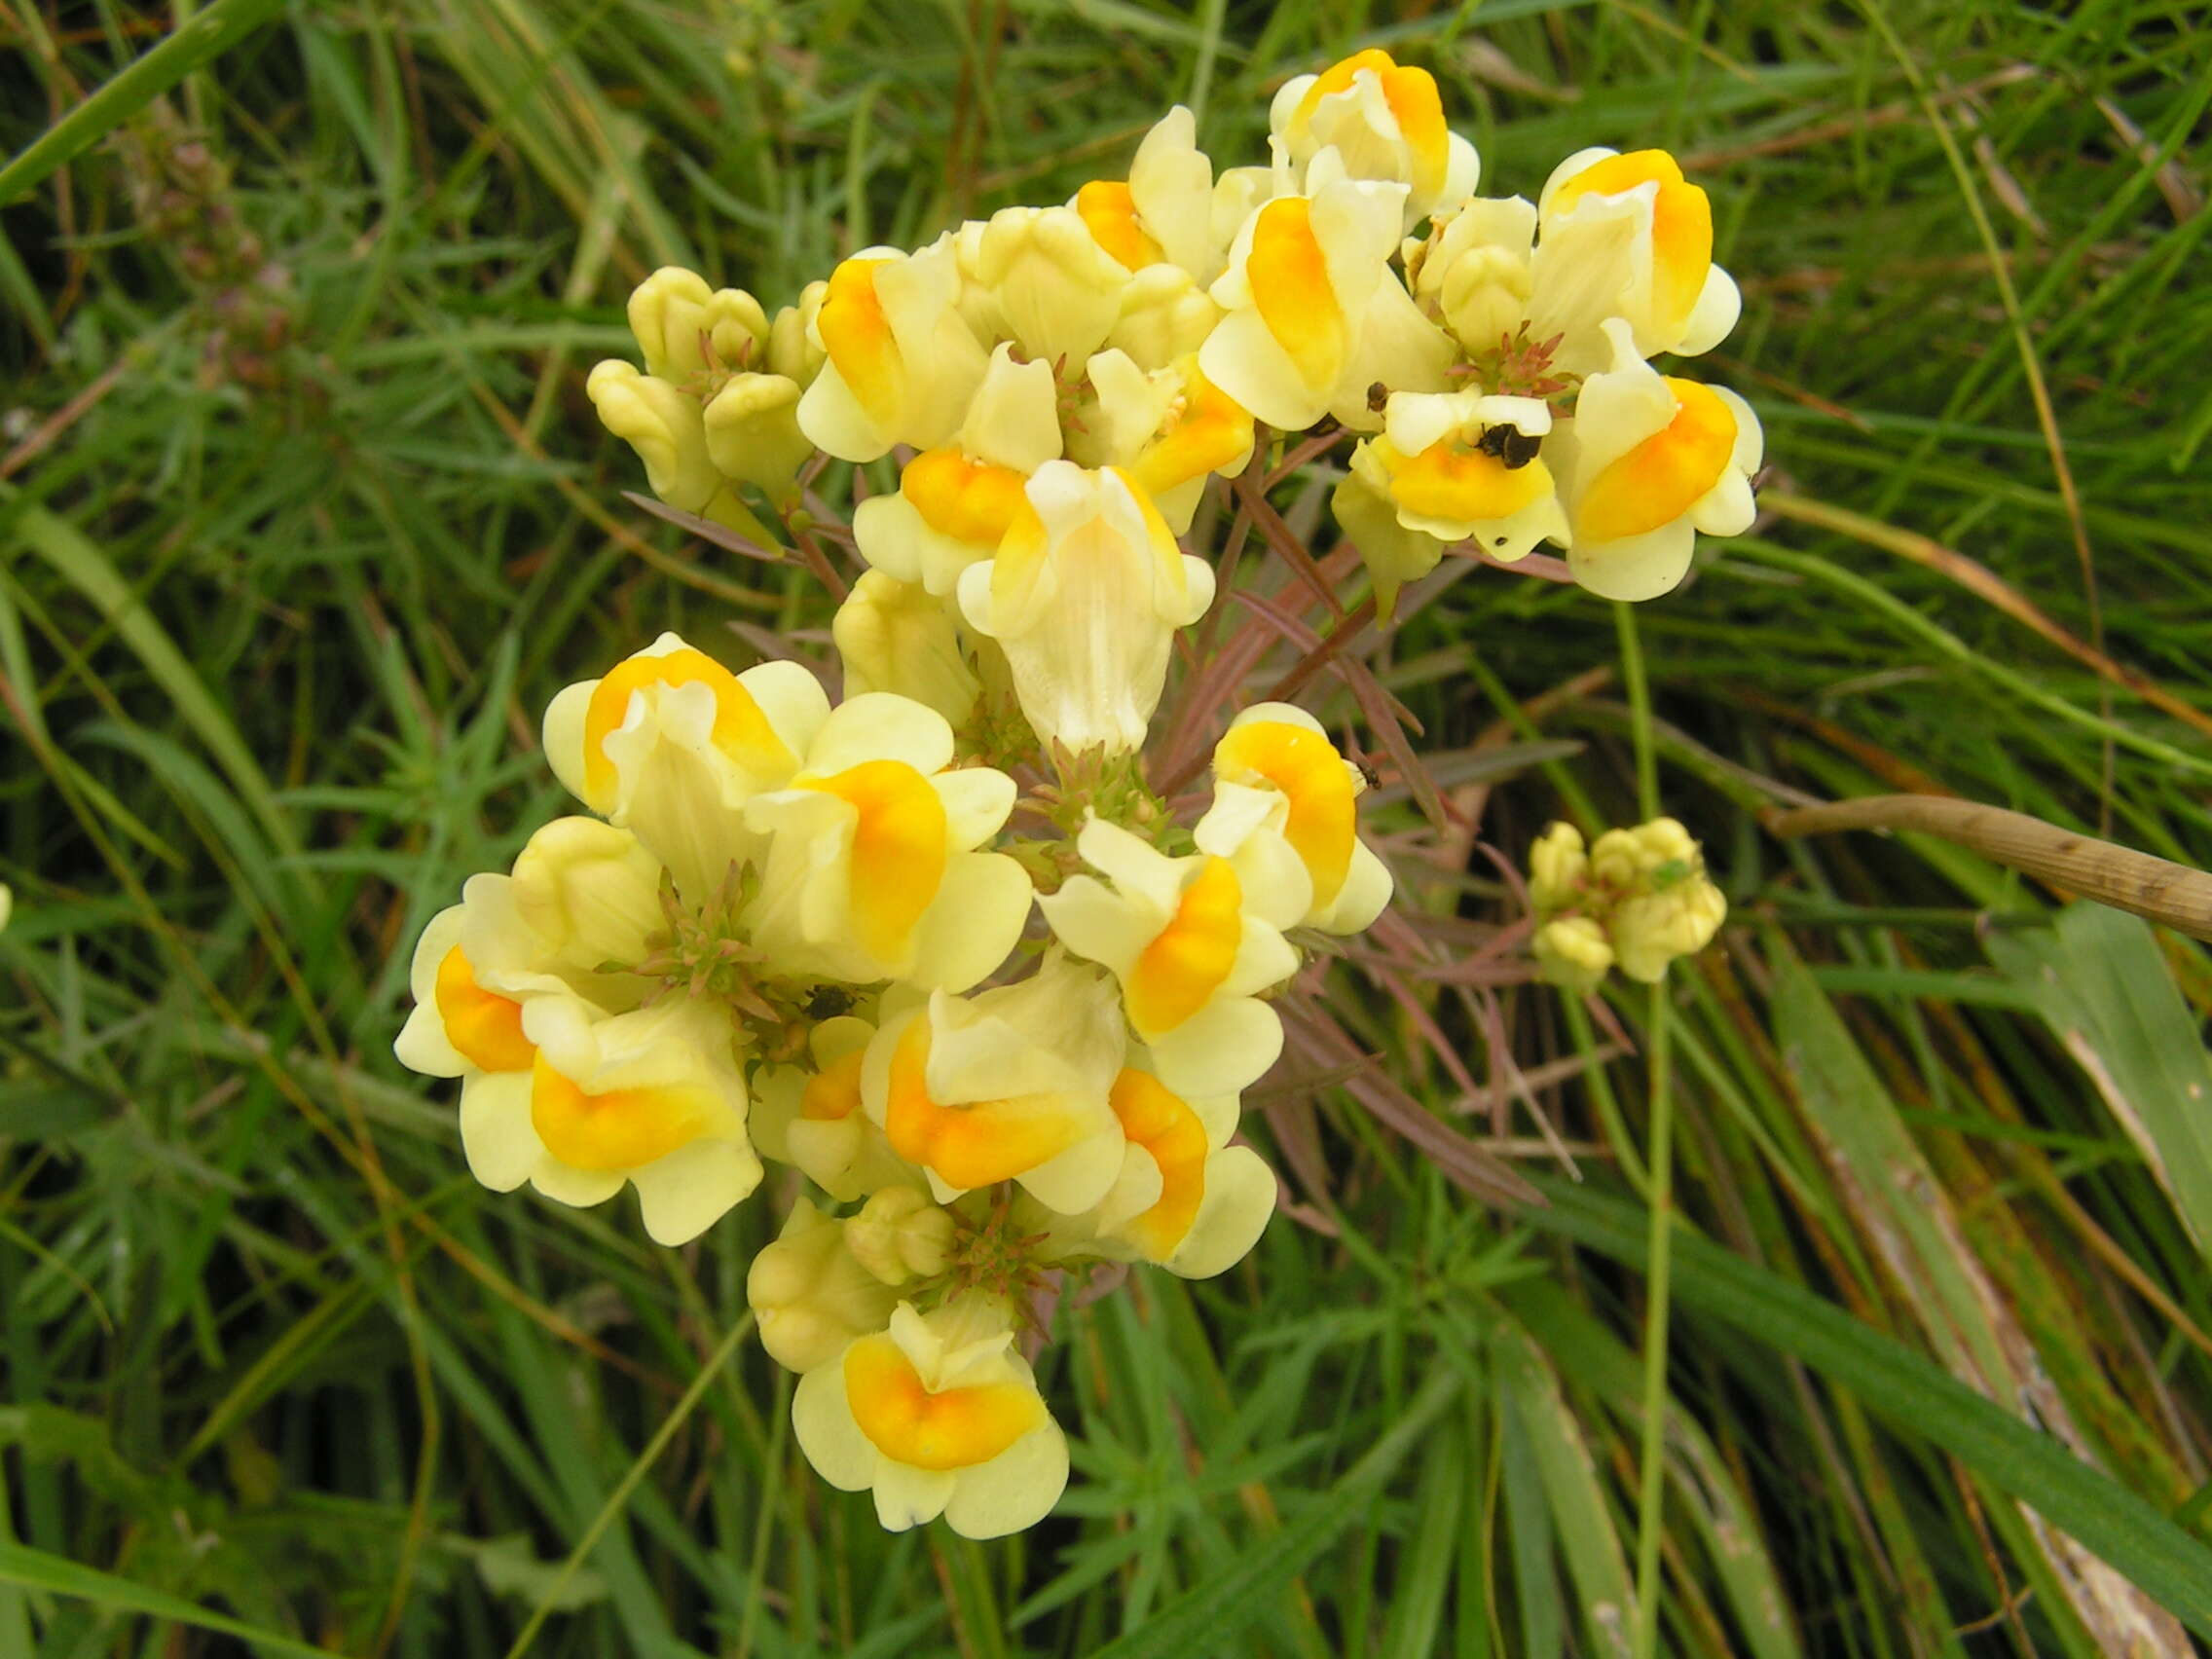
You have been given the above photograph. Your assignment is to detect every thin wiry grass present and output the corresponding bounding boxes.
[4,1,2212,1654]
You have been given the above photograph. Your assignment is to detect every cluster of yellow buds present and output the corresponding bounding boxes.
[397,44,1751,1538]
[1527,818,1728,992]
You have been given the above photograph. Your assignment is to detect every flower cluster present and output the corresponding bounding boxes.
[396,45,1751,1540]
[394,623,1385,1534]
[1527,817,1728,992]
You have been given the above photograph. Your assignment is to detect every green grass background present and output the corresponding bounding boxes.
[5,0,2212,1654]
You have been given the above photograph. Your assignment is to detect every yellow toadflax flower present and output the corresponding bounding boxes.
[849,344,1062,597]
[541,632,830,902]
[1086,1063,1276,1278]
[466,993,759,1246]
[1198,703,1394,935]
[1526,817,1727,991]
[1270,48,1480,231]
[831,571,984,734]
[956,461,1215,757]
[1037,815,1300,1097]
[1075,350,1256,535]
[742,693,1030,991]
[1546,319,1762,602]
[1335,388,1569,616]
[748,1013,916,1203]
[793,1295,1069,1538]
[797,238,990,462]
[586,268,817,540]
[861,953,1129,1216]
[1200,152,1452,433]
[1530,147,1741,374]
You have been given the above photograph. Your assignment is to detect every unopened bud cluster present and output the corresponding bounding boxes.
[1528,818,1727,992]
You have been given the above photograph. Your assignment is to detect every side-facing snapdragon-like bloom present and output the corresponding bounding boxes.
[743,693,1029,990]
[793,1295,1069,1537]
[1336,389,1569,615]
[1087,1063,1275,1276]
[749,1198,902,1374]
[851,344,1063,597]
[1547,319,1761,602]
[798,239,990,461]
[1076,350,1255,535]
[1530,147,1740,373]
[1074,105,1235,286]
[959,205,1135,371]
[861,953,1127,1214]
[748,1014,916,1201]
[1270,48,1479,230]
[542,633,830,902]
[1200,153,1452,432]
[832,571,983,729]
[587,268,818,538]
[957,461,1214,756]
[455,994,759,1245]
[1198,704,1393,935]
[1038,816,1299,1096]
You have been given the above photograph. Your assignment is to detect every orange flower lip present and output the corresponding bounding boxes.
[1126,856,1243,1033]
[529,1052,712,1172]
[434,945,535,1073]
[1109,1069,1209,1260]
[883,1019,1086,1190]
[581,646,793,807]
[1576,379,1736,544]
[844,1333,1042,1470]
[1214,719,1356,908]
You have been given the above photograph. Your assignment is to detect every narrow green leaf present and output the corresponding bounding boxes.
[1516,1179,2212,1638]
[0,1540,342,1658]
[1083,1366,1462,1659]
[0,0,291,205]
[1989,903,2212,1261]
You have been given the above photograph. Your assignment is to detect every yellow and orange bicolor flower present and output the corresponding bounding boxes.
[1546,319,1762,602]
[793,1295,1069,1537]
[1530,147,1741,372]
[1074,350,1255,535]
[1198,703,1395,936]
[849,344,1063,597]
[1088,1064,1276,1277]
[1336,389,1571,615]
[1270,49,1480,230]
[447,992,759,1246]
[1037,814,1300,1097]
[860,953,1128,1215]
[1200,153,1453,433]
[956,461,1215,756]
[797,237,990,462]
[748,1012,918,1203]
[542,632,830,903]
[741,693,1030,991]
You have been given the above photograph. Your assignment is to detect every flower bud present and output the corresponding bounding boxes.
[832,571,981,727]
[1533,915,1613,995]
[508,817,664,974]
[702,371,812,504]
[1527,822,1588,913]
[845,1185,957,1285]
[747,1200,900,1374]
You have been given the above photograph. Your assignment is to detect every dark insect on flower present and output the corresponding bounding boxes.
[1353,758,1383,791]
[1366,381,1389,413]
[805,985,856,1020]
[1476,424,1542,469]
